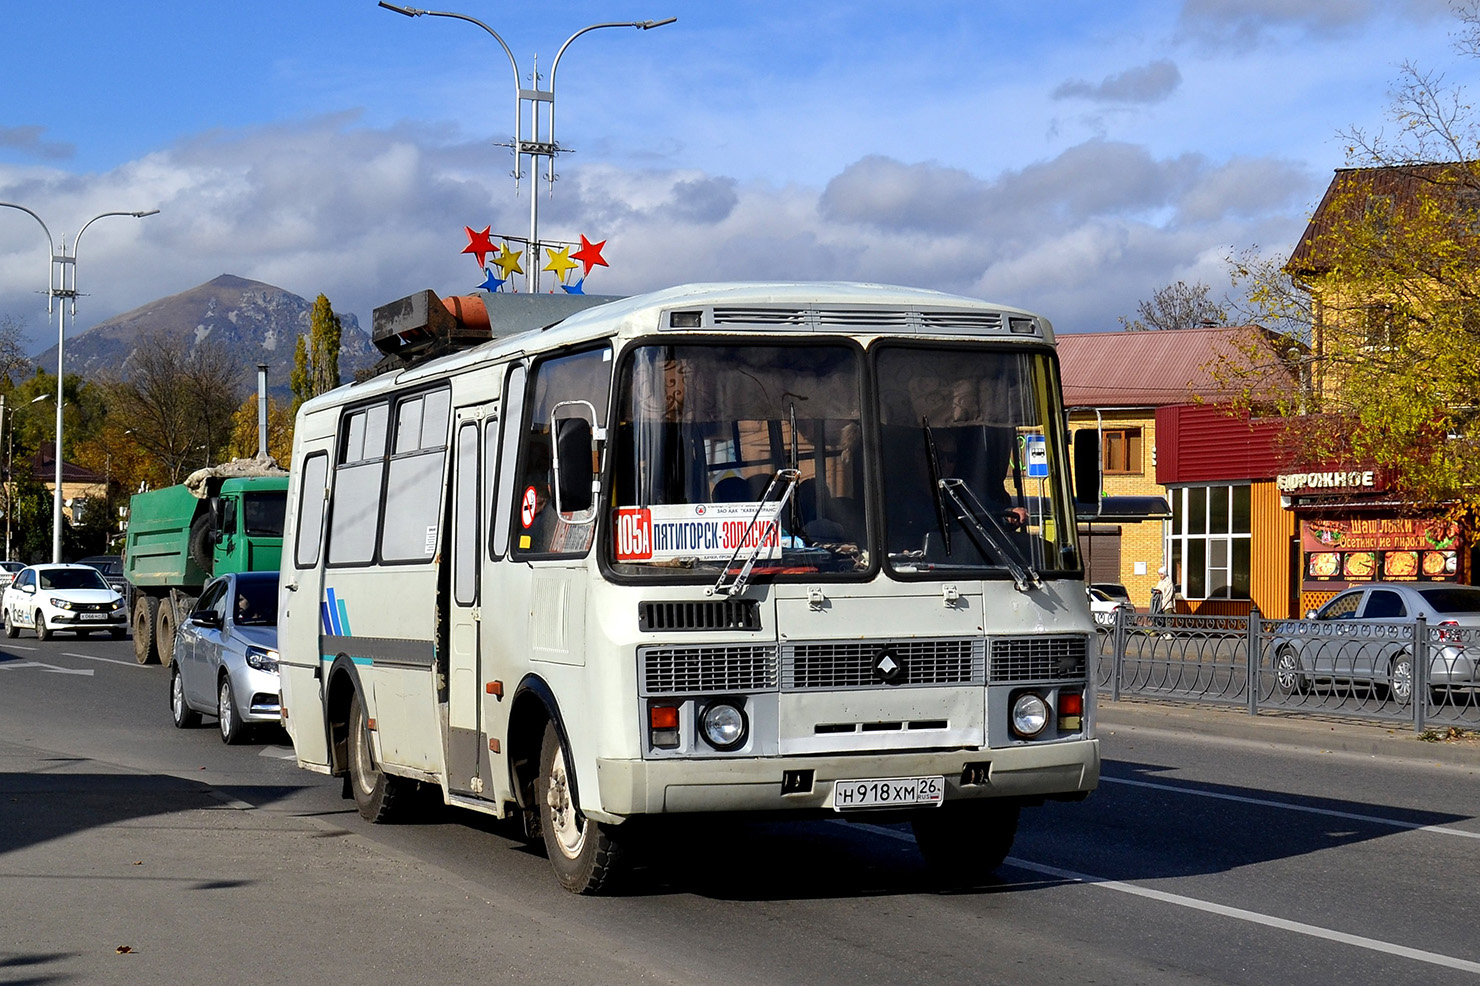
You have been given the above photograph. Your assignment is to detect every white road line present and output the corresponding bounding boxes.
[859,824,1480,975]
[2,644,37,651]
[1101,775,1480,841]
[63,652,143,668]
[0,660,93,676]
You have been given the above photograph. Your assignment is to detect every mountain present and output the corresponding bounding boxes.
[33,274,378,392]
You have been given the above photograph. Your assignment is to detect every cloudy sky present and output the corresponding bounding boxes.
[0,0,1471,353]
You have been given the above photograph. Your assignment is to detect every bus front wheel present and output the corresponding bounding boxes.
[911,801,1020,886]
[536,722,625,895]
[348,691,410,823]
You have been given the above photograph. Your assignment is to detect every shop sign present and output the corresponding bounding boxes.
[1277,469,1376,493]
[1301,517,1458,586]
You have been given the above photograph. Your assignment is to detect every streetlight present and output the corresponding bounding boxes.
[378,3,675,292]
[0,203,159,562]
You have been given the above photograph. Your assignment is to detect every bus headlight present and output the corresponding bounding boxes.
[699,701,747,751]
[1010,692,1049,739]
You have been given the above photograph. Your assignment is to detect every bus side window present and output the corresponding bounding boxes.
[491,364,527,558]
[294,453,330,569]
[328,403,389,565]
[513,348,611,558]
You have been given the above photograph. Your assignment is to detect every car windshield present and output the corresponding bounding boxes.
[0,562,23,573]
[610,342,867,580]
[84,559,121,575]
[39,568,108,591]
[1417,587,1480,614]
[233,578,279,626]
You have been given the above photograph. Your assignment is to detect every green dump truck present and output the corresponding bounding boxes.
[124,466,289,665]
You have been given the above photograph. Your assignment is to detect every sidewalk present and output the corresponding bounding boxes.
[1097,696,1480,767]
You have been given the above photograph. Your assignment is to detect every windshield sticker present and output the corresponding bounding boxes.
[615,503,783,562]
[521,486,538,529]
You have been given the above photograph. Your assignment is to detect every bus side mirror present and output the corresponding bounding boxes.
[553,416,594,517]
[1073,429,1101,506]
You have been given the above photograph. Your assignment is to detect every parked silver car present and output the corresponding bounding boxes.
[1271,582,1480,702]
[169,571,280,744]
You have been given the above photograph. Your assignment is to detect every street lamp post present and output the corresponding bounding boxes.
[378,3,674,292]
[0,203,159,562]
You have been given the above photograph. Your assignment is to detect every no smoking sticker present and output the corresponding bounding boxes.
[521,486,538,528]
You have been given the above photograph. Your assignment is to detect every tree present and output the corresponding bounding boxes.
[1119,280,1227,331]
[292,294,342,411]
[225,394,294,465]
[1226,3,1480,532]
[0,315,33,382]
[102,330,243,484]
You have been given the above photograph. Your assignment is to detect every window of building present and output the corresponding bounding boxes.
[1167,483,1251,600]
[1102,428,1143,475]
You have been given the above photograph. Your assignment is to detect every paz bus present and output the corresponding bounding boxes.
[277,281,1135,894]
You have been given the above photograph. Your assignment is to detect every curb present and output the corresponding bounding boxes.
[1096,697,1480,767]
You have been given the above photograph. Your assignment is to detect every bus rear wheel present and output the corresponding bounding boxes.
[911,801,1020,886]
[347,690,410,823]
[536,721,625,895]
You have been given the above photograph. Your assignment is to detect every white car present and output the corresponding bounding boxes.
[3,563,128,640]
[1087,586,1130,627]
[0,560,23,592]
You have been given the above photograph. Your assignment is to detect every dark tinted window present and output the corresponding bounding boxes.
[39,568,108,591]
[234,576,279,626]
[243,492,287,537]
[1417,587,1480,614]
[1362,589,1406,619]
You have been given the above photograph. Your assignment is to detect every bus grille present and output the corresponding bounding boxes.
[782,638,985,690]
[989,636,1088,682]
[638,600,761,632]
[639,645,779,695]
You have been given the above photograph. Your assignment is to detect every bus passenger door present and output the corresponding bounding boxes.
[446,406,490,795]
[279,436,334,768]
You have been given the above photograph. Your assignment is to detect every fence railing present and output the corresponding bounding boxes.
[1095,606,1480,733]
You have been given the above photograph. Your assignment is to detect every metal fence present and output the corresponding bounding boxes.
[1095,607,1480,733]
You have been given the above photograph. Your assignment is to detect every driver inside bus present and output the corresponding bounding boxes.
[947,379,1028,528]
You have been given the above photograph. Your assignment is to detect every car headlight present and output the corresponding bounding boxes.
[245,647,280,673]
[50,598,75,610]
[699,700,747,751]
[110,599,125,611]
[1010,692,1050,739]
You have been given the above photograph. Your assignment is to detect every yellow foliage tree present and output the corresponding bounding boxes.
[225,394,295,466]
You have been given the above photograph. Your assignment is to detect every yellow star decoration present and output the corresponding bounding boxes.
[543,245,579,281]
[493,243,524,278]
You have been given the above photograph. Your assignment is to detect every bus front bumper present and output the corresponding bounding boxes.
[592,738,1098,820]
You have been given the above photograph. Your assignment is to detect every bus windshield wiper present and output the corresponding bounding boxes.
[921,419,1041,593]
[710,467,801,598]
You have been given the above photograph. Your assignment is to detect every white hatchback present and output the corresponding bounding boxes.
[3,563,128,640]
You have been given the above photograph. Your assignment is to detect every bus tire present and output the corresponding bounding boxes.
[911,801,1020,886]
[347,690,410,823]
[133,596,159,664]
[535,721,625,895]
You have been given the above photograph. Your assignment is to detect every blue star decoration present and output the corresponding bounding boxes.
[561,278,585,295]
[477,267,506,292]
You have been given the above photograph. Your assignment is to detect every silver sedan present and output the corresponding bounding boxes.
[169,571,281,744]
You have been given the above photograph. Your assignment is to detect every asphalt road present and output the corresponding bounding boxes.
[3,632,1480,986]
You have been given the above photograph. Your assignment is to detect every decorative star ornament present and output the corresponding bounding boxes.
[543,245,579,281]
[492,243,524,278]
[477,267,506,292]
[461,226,497,268]
[561,279,585,295]
[570,234,609,277]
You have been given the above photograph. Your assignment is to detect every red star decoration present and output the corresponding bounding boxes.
[571,234,609,278]
[461,226,498,268]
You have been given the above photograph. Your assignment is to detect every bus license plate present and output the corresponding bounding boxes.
[833,776,944,811]
[80,613,107,621]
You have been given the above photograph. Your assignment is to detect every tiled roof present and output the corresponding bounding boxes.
[1057,325,1299,408]
[31,442,104,484]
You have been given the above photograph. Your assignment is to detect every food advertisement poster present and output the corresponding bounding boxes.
[1300,518,1458,588]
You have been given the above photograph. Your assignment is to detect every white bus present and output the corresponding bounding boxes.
[278,281,1110,894]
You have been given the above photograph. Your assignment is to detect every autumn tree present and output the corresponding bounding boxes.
[0,315,33,382]
[1227,3,1480,531]
[225,394,294,465]
[292,294,342,411]
[1120,280,1227,331]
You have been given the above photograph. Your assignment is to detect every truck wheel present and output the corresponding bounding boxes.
[133,596,159,664]
[155,601,178,668]
[536,721,626,894]
[911,801,1020,886]
[188,514,215,575]
[347,690,412,823]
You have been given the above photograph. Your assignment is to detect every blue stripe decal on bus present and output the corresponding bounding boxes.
[320,601,334,636]
[336,598,353,636]
[325,587,343,636]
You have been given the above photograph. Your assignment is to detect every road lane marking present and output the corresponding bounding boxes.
[63,652,144,668]
[0,660,93,676]
[2,644,37,651]
[859,824,1480,975]
[1101,775,1480,841]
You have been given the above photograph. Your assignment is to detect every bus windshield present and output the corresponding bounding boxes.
[611,343,867,578]
[877,344,1079,576]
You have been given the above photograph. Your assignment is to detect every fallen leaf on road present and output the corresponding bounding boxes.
[132,861,142,866]
[115,946,133,954]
